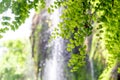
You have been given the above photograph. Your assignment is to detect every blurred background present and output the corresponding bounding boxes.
[0,9,36,80]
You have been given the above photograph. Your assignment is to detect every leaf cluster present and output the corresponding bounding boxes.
[51,0,120,73]
[0,40,29,80]
[51,0,93,71]
[0,0,45,37]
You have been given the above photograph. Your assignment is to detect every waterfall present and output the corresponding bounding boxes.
[43,38,66,80]
[42,0,67,80]
[89,58,95,80]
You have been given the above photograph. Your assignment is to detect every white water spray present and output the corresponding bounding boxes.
[89,58,95,80]
[42,0,66,80]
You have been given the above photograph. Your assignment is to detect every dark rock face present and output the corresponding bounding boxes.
[30,8,51,79]
[117,73,120,80]
[38,10,50,78]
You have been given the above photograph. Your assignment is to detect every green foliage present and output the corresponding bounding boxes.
[51,0,93,71]
[100,0,120,61]
[0,0,11,14]
[50,0,120,77]
[0,0,45,37]
[0,40,29,80]
[1,0,120,79]
[118,67,120,73]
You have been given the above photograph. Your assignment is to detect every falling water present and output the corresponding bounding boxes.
[89,58,95,80]
[42,0,67,80]
[43,38,66,80]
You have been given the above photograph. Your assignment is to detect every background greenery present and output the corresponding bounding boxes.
[0,40,35,80]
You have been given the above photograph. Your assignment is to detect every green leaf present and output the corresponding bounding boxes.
[2,16,11,20]
[99,30,104,33]
[1,21,10,26]
[67,47,71,52]
[48,8,51,13]
[96,33,100,36]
